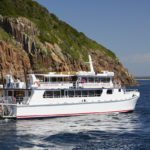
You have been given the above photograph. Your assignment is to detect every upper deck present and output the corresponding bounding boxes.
[4,55,119,90]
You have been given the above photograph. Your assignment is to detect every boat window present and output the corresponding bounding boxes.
[75,90,81,97]
[89,90,95,97]
[101,78,110,83]
[14,91,25,97]
[81,78,86,83]
[107,89,113,94]
[54,91,61,98]
[14,90,25,103]
[8,91,13,96]
[106,78,110,83]
[43,91,53,98]
[45,77,49,82]
[51,77,57,82]
[88,78,94,83]
[101,78,106,83]
[28,90,32,97]
[82,90,88,97]
[118,89,121,92]
[68,90,74,97]
[64,77,69,82]
[95,77,100,83]
[57,77,63,82]
[65,91,68,96]
[61,90,65,97]
[72,76,77,82]
[95,90,102,96]
[36,75,44,82]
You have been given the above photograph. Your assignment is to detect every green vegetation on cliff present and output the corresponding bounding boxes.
[0,27,16,46]
[0,0,116,61]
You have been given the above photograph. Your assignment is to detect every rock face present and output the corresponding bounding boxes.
[0,40,31,79]
[1,16,39,54]
[0,15,138,86]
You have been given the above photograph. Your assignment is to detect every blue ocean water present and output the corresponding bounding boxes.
[0,80,150,150]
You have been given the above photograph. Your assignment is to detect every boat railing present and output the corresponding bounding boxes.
[0,96,30,105]
[15,97,29,104]
[113,83,121,88]
[39,81,71,84]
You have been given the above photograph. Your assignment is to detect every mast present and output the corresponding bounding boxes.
[88,55,95,74]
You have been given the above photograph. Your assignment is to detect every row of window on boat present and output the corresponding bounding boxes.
[2,90,31,98]
[43,89,115,98]
[2,89,120,98]
[1,89,114,98]
[35,76,111,83]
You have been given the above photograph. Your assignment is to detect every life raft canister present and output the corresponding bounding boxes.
[34,81,40,87]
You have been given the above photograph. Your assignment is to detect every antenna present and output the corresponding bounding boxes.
[88,55,95,73]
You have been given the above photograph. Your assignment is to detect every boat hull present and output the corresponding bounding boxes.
[16,96,139,119]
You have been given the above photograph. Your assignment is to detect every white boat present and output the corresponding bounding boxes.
[0,56,140,119]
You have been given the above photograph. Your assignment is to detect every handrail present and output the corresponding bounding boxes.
[0,96,30,105]
[0,103,16,106]
[39,82,71,84]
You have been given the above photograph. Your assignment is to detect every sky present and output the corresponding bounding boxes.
[35,0,150,76]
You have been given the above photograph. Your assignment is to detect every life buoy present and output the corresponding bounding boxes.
[34,81,40,87]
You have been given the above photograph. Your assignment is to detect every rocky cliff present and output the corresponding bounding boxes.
[0,0,138,86]
[0,40,31,78]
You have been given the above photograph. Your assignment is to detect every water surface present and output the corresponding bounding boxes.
[0,80,150,150]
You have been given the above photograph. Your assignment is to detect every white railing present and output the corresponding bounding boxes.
[0,96,30,105]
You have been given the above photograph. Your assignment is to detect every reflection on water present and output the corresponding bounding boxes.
[0,112,143,150]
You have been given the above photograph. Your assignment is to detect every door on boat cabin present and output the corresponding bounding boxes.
[14,90,25,104]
